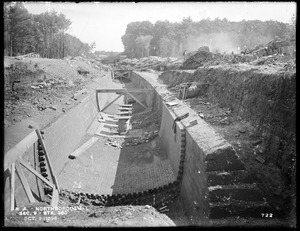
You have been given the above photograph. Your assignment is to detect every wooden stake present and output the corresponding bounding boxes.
[10,163,15,211]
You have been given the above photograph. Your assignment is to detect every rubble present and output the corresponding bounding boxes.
[124,130,159,146]
[117,56,183,71]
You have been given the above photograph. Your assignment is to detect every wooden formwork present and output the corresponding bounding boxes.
[5,129,60,211]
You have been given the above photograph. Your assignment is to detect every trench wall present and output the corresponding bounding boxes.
[160,68,296,186]
[6,70,240,223]
[132,71,241,222]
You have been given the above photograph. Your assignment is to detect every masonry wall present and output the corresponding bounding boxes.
[133,71,214,222]
[130,71,156,109]
[158,102,184,177]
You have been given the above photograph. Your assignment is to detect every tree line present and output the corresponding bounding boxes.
[4,2,95,58]
[121,16,295,58]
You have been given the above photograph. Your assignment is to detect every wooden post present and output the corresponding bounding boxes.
[10,163,15,211]
[96,91,100,112]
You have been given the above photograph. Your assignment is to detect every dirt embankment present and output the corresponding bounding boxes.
[159,63,296,221]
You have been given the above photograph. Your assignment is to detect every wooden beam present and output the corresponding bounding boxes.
[10,163,15,211]
[96,88,152,93]
[126,92,147,109]
[5,131,38,170]
[18,158,55,189]
[15,161,35,203]
[96,88,125,93]
[36,130,60,192]
[101,94,122,112]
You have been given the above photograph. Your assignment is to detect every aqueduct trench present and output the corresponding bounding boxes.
[4,67,295,225]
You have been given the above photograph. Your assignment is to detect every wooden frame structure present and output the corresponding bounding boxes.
[95,88,152,112]
[5,129,60,211]
[111,69,131,81]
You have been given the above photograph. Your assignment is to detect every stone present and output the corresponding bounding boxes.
[238,128,246,133]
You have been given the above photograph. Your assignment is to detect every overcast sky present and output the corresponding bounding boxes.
[24,2,296,52]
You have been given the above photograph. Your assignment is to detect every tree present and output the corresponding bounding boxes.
[135,35,153,57]
[122,21,153,57]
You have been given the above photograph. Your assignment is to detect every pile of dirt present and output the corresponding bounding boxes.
[181,38,295,70]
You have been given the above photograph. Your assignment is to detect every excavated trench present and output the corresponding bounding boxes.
[4,67,295,227]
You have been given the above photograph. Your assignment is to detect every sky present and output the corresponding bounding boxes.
[24,2,296,52]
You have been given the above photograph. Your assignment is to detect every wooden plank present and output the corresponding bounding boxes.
[126,92,147,109]
[18,158,55,188]
[101,94,122,112]
[114,115,132,120]
[118,107,132,111]
[36,130,59,192]
[119,104,132,107]
[10,163,15,211]
[50,188,59,207]
[15,161,35,203]
[117,111,132,115]
[5,131,38,170]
